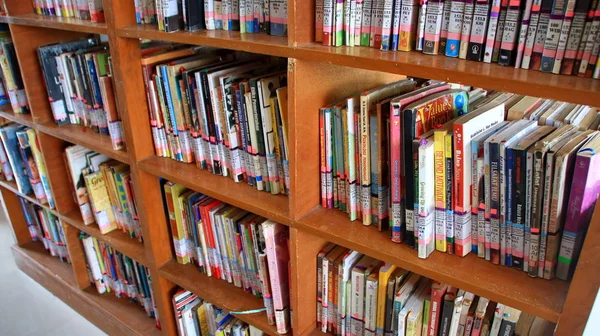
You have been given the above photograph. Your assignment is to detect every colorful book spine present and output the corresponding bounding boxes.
[335,0,345,45]
[381,0,395,50]
[390,0,403,50]
[445,132,455,254]
[325,107,334,209]
[434,129,448,252]
[355,0,365,43]
[559,0,595,74]
[466,0,491,61]
[361,0,374,45]
[324,0,335,46]
[428,282,449,336]
[556,152,600,280]
[440,0,453,51]
[345,0,353,46]
[418,139,435,259]
[540,0,571,72]
[530,0,553,69]
[399,0,420,51]
[521,0,544,68]
[269,0,287,36]
[492,0,509,63]
[370,0,385,48]
[514,0,536,67]
[550,0,579,73]
[445,0,465,57]
[576,3,600,76]
[458,0,475,59]
[482,0,504,63]
[423,0,446,54]
[498,0,523,65]
[416,0,429,50]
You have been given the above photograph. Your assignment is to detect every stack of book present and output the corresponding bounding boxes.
[0,123,55,206]
[161,180,291,334]
[37,37,125,151]
[19,197,70,263]
[172,288,267,336]
[315,0,600,78]
[135,0,288,36]
[64,145,142,240]
[80,234,159,324]
[0,26,28,113]
[31,0,105,22]
[317,243,556,336]
[143,46,289,195]
[320,79,600,280]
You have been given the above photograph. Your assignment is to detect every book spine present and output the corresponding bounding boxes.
[471,141,480,256]
[398,0,419,51]
[544,154,569,279]
[361,0,374,45]
[440,0,453,51]
[453,124,471,257]
[482,0,504,63]
[324,0,335,45]
[560,0,594,74]
[491,0,509,62]
[459,0,475,58]
[504,146,515,267]
[551,0,579,73]
[477,158,486,258]
[557,155,599,280]
[416,0,429,50]
[354,0,364,44]
[467,0,491,61]
[320,109,327,208]
[418,141,435,259]
[390,105,403,241]
[514,0,536,67]
[540,0,570,72]
[445,0,465,57]
[498,0,522,65]
[423,0,445,54]
[445,133,455,254]
[523,151,535,271]
[489,142,500,264]
[528,151,544,276]
[511,149,528,268]
[434,131,447,252]
[370,0,384,48]
[335,0,345,45]
[360,96,372,226]
[521,0,544,68]
[531,1,553,69]
[381,0,395,50]
[577,6,600,76]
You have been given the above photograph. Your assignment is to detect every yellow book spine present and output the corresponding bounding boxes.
[444,133,455,253]
[376,264,397,334]
[168,183,189,264]
[269,97,284,194]
[26,129,54,208]
[434,130,447,252]
[85,172,117,234]
[176,194,191,264]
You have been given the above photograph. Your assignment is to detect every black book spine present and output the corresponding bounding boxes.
[403,110,417,248]
[439,298,455,336]
[512,148,527,269]
[489,142,501,265]
[467,0,491,61]
[200,70,222,175]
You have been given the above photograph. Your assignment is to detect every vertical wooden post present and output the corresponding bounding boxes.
[0,186,31,245]
[61,219,92,290]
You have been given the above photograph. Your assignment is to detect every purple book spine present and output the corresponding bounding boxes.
[556,153,600,280]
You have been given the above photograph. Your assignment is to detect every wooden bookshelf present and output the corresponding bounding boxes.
[0,0,597,335]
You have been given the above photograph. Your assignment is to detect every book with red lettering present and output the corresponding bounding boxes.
[262,220,291,334]
[556,132,600,280]
[452,102,505,257]
[389,83,450,243]
[428,282,449,336]
[402,89,469,248]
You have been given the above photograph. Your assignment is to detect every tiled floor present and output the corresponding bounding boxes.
[0,211,106,336]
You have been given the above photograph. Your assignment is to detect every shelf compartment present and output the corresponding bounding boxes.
[138,156,291,225]
[0,179,49,208]
[295,207,568,323]
[117,24,292,58]
[12,242,160,336]
[0,106,35,128]
[61,208,150,267]
[159,260,281,336]
[0,13,108,34]
[294,43,600,107]
[35,121,130,164]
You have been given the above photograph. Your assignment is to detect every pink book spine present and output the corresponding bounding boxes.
[263,221,291,334]
[428,282,448,336]
[390,103,403,243]
[514,0,535,67]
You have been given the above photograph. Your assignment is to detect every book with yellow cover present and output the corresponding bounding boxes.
[376,263,397,336]
[85,171,117,234]
[164,182,190,264]
[26,129,55,209]
[434,128,448,252]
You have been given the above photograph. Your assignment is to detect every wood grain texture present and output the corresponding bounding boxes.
[0,184,31,245]
[12,242,161,336]
[138,156,291,225]
[288,60,403,220]
[160,260,281,336]
[0,105,35,127]
[296,207,568,323]
[36,122,130,164]
[555,204,600,335]
[0,13,108,34]
[61,219,93,289]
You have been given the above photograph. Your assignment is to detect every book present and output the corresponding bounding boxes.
[438,287,458,336]
[539,0,573,72]
[444,0,465,57]
[416,0,430,50]
[514,0,537,68]
[427,282,448,336]
[561,0,598,74]
[556,132,600,280]
[262,220,290,334]
[466,0,491,61]
[550,0,580,74]
[458,0,476,58]
[497,0,523,66]
[417,137,435,258]
[530,0,554,69]
[422,0,446,55]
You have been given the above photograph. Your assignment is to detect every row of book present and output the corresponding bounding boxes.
[20,197,70,263]
[0,123,55,206]
[319,79,600,280]
[64,145,142,240]
[37,36,125,151]
[80,234,160,327]
[0,27,28,114]
[317,243,556,336]
[161,180,291,334]
[31,0,105,22]
[172,288,267,336]
[136,0,288,36]
[143,46,289,196]
[315,0,600,78]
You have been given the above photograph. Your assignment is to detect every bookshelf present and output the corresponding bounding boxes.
[0,1,597,336]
